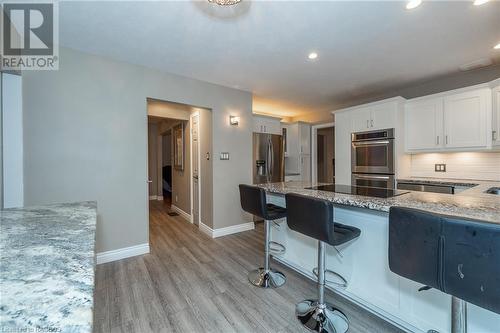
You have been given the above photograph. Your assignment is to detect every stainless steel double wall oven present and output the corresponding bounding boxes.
[351,128,395,189]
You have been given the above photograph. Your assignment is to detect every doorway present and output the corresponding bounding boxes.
[311,123,335,184]
[146,98,212,232]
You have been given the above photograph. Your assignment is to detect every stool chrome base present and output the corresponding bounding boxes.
[248,268,286,288]
[296,300,349,333]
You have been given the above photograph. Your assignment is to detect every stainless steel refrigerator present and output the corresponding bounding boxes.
[253,133,284,184]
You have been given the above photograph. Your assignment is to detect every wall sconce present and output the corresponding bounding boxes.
[229,115,240,126]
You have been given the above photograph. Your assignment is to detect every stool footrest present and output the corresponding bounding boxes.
[269,241,286,255]
[313,267,348,288]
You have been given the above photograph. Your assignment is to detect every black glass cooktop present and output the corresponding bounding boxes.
[306,184,409,198]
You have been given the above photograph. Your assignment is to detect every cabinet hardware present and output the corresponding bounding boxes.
[436,136,439,145]
[493,131,498,141]
[445,135,448,145]
[366,120,369,128]
[370,119,374,127]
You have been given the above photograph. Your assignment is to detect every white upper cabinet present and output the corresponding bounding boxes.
[443,89,490,149]
[405,87,492,153]
[351,106,372,132]
[299,122,311,154]
[350,100,398,132]
[492,83,500,147]
[253,115,281,135]
[405,98,444,151]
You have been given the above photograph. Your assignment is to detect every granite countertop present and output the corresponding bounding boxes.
[256,181,500,225]
[0,202,97,332]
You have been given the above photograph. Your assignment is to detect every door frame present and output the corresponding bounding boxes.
[190,111,201,225]
[311,122,335,184]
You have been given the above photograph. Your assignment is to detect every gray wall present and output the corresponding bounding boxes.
[171,121,191,214]
[22,47,252,252]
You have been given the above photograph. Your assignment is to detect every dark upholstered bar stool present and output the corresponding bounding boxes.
[239,184,287,288]
[285,193,361,333]
[389,207,500,333]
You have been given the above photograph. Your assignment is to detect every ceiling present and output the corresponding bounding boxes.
[59,1,500,118]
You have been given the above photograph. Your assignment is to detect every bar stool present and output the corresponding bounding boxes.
[285,193,361,333]
[389,207,500,333]
[238,184,287,288]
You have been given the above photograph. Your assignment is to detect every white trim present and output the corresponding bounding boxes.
[190,111,201,226]
[96,243,150,264]
[149,195,157,200]
[311,122,335,184]
[171,204,192,222]
[199,221,255,238]
[198,221,213,237]
[272,256,420,333]
[156,196,164,201]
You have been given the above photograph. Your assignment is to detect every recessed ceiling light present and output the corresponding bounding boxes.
[494,43,500,50]
[473,0,489,5]
[406,0,422,9]
[308,52,318,60]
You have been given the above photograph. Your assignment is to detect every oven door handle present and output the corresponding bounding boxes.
[353,140,391,146]
[353,174,391,180]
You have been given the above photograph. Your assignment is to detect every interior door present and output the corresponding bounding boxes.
[192,114,199,225]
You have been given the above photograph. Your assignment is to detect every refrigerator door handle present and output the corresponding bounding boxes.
[269,139,274,178]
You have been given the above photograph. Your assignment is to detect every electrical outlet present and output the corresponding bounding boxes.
[220,152,230,160]
[435,164,446,172]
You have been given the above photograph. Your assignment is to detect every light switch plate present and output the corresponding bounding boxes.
[435,164,446,172]
[220,152,230,160]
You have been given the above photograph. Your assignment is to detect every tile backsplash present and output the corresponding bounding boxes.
[410,152,500,181]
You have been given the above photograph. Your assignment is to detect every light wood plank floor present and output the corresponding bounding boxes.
[93,201,404,333]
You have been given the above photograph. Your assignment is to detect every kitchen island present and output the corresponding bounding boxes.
[0,202,97,333]
[256,181,500,333]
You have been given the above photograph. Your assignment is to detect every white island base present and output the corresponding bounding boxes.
[267,193,500,333]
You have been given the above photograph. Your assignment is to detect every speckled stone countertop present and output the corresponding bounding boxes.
[0,202,97,332]
[256,181,500,225]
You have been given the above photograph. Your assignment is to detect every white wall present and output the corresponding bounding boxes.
[2,73,24,208]
[22,47,253,252]
[410,152,500,181]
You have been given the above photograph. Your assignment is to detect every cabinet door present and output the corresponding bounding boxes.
[299,123,311,154]
[300,155,311,182]
[492,86,500,146]
[264,118,281,135]
[350,106,372,132]
[371,102,396,130]
[405,98,444,151]
[253,117,264,133]
[443,89,489,149]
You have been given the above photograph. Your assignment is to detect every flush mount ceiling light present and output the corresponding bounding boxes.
[473,0,489,5]
[406,0,422,9]
[308,52,318,60]
[208,0,241,5]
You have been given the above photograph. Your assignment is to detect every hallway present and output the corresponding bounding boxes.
[93,202,403,333]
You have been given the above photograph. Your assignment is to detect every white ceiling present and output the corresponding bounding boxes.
[59,1,500,117]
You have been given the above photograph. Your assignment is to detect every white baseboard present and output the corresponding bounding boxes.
[149,195,157,200]
[157,196,164,201]
[96,243,150,265]
[171,205,192,222]
[199,221,255,238]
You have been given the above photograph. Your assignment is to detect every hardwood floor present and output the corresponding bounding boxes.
[93,201,404,333]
